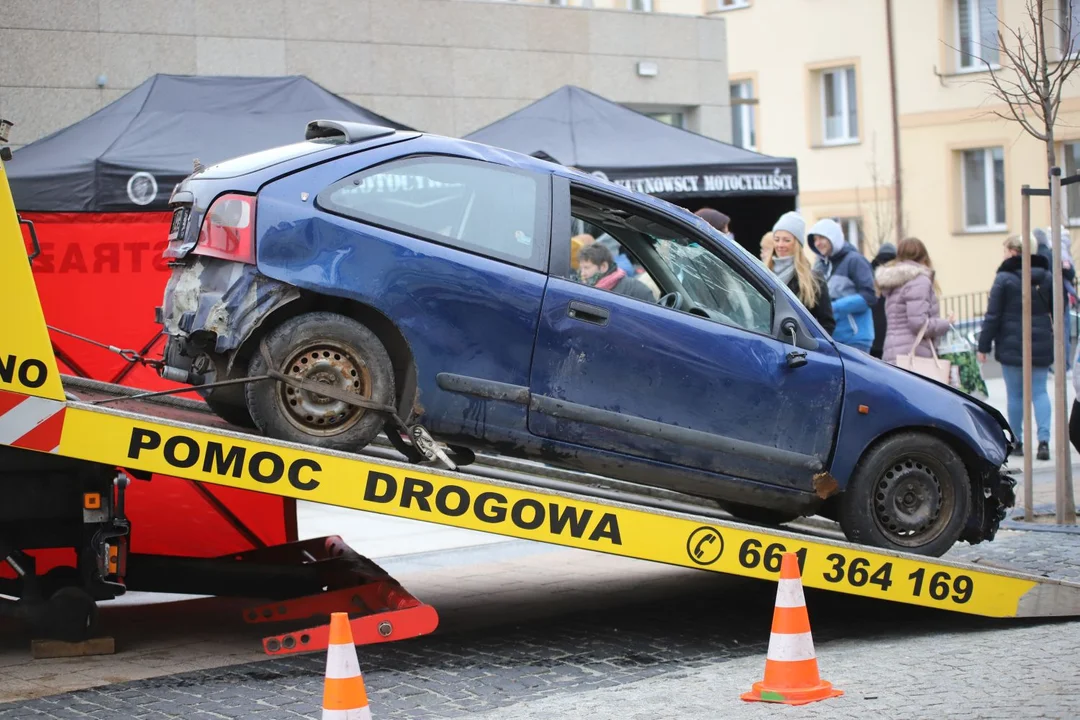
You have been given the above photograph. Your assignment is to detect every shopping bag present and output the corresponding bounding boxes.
[936,323,989,397]
[895,321,952,384]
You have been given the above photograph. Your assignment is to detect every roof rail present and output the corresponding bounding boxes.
[305,119,396,144]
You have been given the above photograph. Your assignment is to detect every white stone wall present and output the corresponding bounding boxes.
[0,0,729,149]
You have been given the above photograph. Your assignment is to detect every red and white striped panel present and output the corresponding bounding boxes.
[0,389,66,454]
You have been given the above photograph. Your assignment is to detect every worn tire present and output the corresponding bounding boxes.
[204,392,256,428]
[37,587,99,642]
[838,432,971,558]
[246,312,395,453]
[721,502,800,526]
[199,354,256,428]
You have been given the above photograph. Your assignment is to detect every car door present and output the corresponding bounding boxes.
[527,181,845,493]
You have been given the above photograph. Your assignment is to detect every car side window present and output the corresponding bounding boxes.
[569,216,661,301]
[653,237,772,335]
[568,188,771,335]
[318,156,547,268]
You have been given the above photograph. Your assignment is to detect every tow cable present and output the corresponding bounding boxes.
[45,327,461,471]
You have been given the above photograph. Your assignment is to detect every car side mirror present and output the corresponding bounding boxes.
[781,318,808,369]
[772,291,819,354]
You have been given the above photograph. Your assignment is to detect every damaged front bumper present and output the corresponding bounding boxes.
[961,462,1017,545]
[159,257,299,380]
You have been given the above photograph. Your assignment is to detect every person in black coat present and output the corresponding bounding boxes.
[870,242,897,358]
[977,235,1054,459]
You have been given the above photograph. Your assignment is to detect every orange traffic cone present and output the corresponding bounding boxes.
[741,552,843,706]
[321,612,372,719]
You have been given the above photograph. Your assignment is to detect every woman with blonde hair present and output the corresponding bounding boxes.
[767,212,835,334]
[759,231,775,265]
[875,236,954,364]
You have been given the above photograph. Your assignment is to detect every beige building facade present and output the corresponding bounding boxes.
[562,0,1080,298]
[0,0,730,150]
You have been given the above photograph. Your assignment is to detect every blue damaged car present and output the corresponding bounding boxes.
[158,120,1015,557]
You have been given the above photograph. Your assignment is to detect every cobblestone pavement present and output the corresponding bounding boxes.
[2,530,1079,719]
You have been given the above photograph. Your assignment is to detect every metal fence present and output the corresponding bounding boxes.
[941,290,1080,347]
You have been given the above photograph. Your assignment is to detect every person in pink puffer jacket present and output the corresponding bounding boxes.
[874,237,955,364]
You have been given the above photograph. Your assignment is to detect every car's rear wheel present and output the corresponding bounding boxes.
[200,354,256,428]
[246,312,395,452]
[838,432,970,557]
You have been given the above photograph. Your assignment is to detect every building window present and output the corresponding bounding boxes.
[956,0,999,70]
[961,147,1006,231]
[820,67,858,144]
[1061,0,1080,54]
[832,217,865,253]
[731,80,757,150]
[646,112,685,128]
[629,0,653,10]
[711,0,751,9]
[1065,142,1080,225]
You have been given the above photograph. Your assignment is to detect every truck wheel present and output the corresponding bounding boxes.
[37,587,99,642]
[246,312,395,452]
[839,432,970,558]
[721,502,800,526]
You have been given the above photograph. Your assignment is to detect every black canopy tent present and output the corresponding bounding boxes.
[8,74,412,213]
[465,85,798,258]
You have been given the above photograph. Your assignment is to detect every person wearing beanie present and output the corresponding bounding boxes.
[766,212,835,334]
[869,242,898,358]
[809,218,877,353]
[695,207,733,240]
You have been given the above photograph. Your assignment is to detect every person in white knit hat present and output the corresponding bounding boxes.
[766,211,835,334]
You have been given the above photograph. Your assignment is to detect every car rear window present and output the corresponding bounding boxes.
[199,140,339,179]
[317,155,548,269]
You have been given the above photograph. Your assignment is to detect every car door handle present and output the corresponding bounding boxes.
[567,301,610,326]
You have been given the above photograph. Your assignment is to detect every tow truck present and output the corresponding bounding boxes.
[1,138,1078,659]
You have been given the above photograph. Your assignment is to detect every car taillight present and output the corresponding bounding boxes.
[192,193,256,263]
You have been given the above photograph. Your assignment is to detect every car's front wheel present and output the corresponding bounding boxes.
[838,432,971,557]
[246,312,395,452]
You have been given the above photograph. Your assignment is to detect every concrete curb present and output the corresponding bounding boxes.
[1002,503,1080,534]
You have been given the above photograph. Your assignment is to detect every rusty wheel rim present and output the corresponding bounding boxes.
[872,455,954,548]
[276,341,372,437]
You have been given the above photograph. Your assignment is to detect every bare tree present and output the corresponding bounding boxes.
[982,0,1080,170]
[854,136,903,257]
[980,0,1080,523]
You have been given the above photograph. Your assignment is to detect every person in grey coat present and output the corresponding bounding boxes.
[874,237,954,364]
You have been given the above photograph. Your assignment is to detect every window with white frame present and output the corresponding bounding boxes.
[629,0,653,10]
[1061,0,1080,55]
[820,67,858,144]
[956,0,999,70]
[1065,142,1080,224]
[832,217,864,253]
[731,80,756,150]
[961,147,1006,231]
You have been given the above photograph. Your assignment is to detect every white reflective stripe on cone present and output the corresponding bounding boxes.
[322,706,373,720]
[765,631,816,662]
[324,643,363,680]
[774,579,806,608]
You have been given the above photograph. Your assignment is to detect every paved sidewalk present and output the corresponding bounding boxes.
[2,529,1079,716]
[463,620,1080,720]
